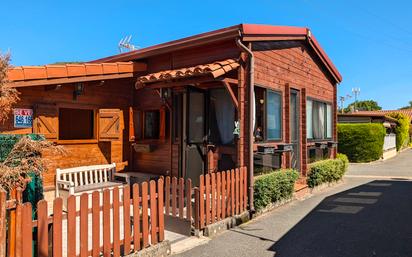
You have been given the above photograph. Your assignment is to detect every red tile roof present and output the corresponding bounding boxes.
[92,24,342,84]
[136,59,239,85]
[354,109,412,121]
[7,62,145,82]
[338,112,398,123]
[6,62,147,88]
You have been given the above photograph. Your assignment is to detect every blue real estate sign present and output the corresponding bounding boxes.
[13,108,33,128]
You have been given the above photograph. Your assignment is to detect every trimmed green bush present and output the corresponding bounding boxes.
[307,154,348,188]
[387,112,411,151]
[337,153,349,173]
[253,169,299,211]
[337,123,386,162]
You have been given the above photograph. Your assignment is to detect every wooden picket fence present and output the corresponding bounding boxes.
[0,180,165,257]
[164,177,192,221]
[0,167,248,257]
[195,167,248,229]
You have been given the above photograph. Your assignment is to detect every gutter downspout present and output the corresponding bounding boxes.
[236,37,255,213]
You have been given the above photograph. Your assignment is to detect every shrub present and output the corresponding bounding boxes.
[336,153,349,173]
[307,155,348,188]
[253,169,299,211]
[0,52,20,123]
[387,112,411,151]
[337,123,386,162]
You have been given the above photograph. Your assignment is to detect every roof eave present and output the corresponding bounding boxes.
[240,24,342,84]
[92,25,242,63]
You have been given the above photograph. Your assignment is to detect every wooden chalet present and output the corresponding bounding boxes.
[3,24,342,208]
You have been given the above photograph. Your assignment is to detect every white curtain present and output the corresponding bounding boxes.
[313,101,325,139]
[252,89,256,131]
[211,89,235,144]
[326,104,332,138]
[306,100,313,139]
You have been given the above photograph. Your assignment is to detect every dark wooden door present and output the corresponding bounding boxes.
[183,88,206,186]
[290,89,301,171]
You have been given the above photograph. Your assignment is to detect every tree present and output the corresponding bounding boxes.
[344,100,382,113]
[0,52,20,123]
[399,101,412,110]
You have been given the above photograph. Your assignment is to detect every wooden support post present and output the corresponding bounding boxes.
[237,53,247,167]
[222,81,239,109]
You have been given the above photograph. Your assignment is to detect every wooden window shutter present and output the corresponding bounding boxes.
[98,109,122,141]
[159,106,166,140]
[129,107,135,142]
[34,104,58,139]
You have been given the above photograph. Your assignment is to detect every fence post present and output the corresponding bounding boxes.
[0,191,6,257]
[193,187,201,237]
[7,189,17,257]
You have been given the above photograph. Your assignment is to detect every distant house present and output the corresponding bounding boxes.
[338,112,398,159]
[355,109,412,139]
[4,24,342,207]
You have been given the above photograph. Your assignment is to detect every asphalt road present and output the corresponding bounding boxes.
[174,149,412,257]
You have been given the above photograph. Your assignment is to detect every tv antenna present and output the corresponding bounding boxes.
[118,35,138,53]
[339,94,352,113]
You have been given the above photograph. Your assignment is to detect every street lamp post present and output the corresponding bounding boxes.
[352,87,361,111]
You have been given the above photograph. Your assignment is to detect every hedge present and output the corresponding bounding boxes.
[307,154,349,188]
[254,169,299,211]
[337,123,386,162]
[387,112,410,151]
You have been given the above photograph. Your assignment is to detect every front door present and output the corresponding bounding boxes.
[290,89,301,171]
[183,88,206,186]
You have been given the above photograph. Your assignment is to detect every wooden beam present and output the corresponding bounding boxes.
[242,35,307,42]
[222,78,239,85]
[8,73,135,88]
[222,81,238,109]
[44,84,62,91]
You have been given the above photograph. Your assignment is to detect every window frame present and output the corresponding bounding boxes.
[56,104,98,144]
[142,109,161,140]
[306,97,333,142]
[134,108,167,141]
[254,85,283,143]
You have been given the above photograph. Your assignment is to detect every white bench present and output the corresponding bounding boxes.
[55,163,125,209]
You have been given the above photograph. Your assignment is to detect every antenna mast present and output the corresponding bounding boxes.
[118,35,138,53]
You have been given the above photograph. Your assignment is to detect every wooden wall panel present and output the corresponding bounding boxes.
[133,143,171,176]
[253,42,337,174]
[0,78,134,189]
[146,40,239,73]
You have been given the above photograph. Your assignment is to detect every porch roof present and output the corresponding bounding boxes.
[135,58,239,86]
[7,62,147,88]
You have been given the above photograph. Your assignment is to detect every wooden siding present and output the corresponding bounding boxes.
[0,79,134,189]
[146,40,239,73]
[253,41,337,174]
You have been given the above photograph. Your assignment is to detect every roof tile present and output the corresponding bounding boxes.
[136,58,239,84]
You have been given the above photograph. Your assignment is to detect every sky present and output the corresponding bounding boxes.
[2,0,412,109]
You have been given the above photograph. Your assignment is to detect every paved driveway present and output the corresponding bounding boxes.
[174,149,412,257]
[346,149,412,178]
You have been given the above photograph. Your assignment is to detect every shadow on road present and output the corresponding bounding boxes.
[269,180,412,257]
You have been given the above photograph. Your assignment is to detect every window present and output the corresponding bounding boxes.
[144,110,160,139]
[134,108,168,141]
[267,91,282,140]
[306,99,332,140]
[209,88,235,145]
[254,87,282,142]
[59,108,94,140]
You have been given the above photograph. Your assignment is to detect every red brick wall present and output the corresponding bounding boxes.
[253,42,337,175]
